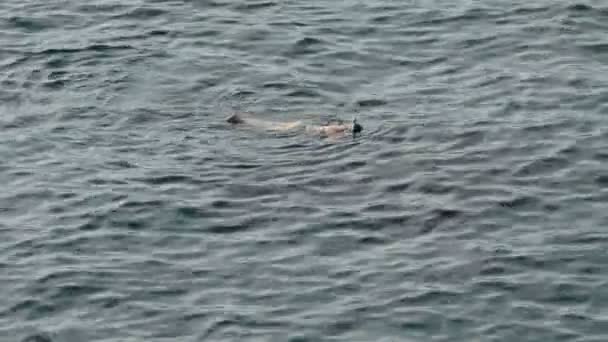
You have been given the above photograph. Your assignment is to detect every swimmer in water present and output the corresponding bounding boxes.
[226,112,363,138]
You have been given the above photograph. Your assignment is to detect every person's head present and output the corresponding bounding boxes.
[352,118,363,134]
[226,113,244,124]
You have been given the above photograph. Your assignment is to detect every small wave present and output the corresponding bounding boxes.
[36,44,134,56]
[513,156,570,177]
[498,195,539,209]
[567,3,593,12]
[356,98,387,107]
[415,8,496,26]
[8,16,56,32]
[20,333,53,342]
[113,7,167,20]
[286,37,326,56]
[234,2,277,11]
[510,6,551,15]
[579,42,608,54]
[286,89,320,98]
[176,206,215,219]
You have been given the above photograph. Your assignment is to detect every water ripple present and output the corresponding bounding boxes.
[2,0,608,341]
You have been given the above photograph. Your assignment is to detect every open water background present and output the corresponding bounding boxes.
[2,0,608,341]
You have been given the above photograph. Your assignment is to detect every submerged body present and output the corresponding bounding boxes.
[226,113,362,138]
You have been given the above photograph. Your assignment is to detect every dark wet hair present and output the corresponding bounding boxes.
[352,118,363,134]
[226,113,244,124]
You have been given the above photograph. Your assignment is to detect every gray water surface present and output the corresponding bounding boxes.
[2,1,608,341]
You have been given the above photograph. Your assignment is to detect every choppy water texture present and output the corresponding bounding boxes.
[2,0,608,341]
